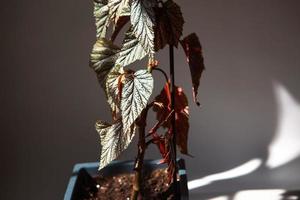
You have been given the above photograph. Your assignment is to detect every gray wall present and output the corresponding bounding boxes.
[1,0,300,199]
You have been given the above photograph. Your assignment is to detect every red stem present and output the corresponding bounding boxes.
[131,109,148,200]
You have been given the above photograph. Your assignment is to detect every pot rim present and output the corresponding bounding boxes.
[64,158,188,200]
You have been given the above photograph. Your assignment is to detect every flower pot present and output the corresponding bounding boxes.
[64,158,189,200]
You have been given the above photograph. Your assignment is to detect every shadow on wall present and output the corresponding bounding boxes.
[188,81,300,196]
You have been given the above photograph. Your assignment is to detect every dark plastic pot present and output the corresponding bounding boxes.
[64,159,189,200]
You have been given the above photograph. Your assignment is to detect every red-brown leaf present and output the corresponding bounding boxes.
[180,33,205,106]
[153,82,190,155]
[151,132,167,159]
[154,131,174,183]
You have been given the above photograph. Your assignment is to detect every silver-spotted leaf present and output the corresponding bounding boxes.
[94,1,110,38]
[108,0,130,23]
[96,119,135,170]
[116,27,147,67]
[105,65,124,118]
[90,38,120,87]
[106,0,131,41]
[121,70,153,132]
[180,33,205,106]
[154,0,184,50]
[130,0,156,55]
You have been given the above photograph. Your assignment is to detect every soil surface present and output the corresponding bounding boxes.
[85,168,173,200]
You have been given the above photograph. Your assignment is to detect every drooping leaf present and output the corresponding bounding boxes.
[95,119,135,170]
[94,1,110,38]
[154,0,184,50]
[130,0,156,55]
[121,69,153,132]
[180,33,205,106]
[90,38,120,87]
[116,27,147,67]
[153,82,190,154]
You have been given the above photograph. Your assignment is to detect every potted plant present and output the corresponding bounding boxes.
[65,0,205,199]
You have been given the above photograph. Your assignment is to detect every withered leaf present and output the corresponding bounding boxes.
[130,0,156,55]
[180,33,205,106]
[153,82,190,154]
[89,38,120,87]
[121,69,153,132]
[116,27,147,67]
[96,119,135,170]
[94,1,110,38]
[154,0,184,50]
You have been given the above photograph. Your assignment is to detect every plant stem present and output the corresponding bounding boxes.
[169,45,179,199]
[131,109,148,200]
